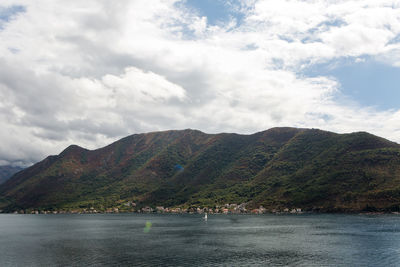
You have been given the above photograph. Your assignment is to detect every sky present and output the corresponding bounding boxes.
[0,0,400,166]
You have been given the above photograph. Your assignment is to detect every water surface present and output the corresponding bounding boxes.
[1,213,400,266]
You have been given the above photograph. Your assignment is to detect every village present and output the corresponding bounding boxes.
[139,203,303,215]
[8,202,303,215]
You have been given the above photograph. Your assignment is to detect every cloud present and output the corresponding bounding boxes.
[0,0,399,166]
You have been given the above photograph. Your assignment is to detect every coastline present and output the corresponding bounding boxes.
[2,209,399,215]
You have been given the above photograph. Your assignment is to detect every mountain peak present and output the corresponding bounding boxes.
[60,144,87,155]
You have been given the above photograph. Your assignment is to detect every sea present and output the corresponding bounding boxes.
[1,213,400,266]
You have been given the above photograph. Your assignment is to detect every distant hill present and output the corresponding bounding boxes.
[0,166,23,185]
[1,127,400,213]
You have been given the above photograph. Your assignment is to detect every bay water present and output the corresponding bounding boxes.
[1,213,400,266]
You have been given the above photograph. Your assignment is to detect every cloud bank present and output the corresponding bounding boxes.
[0,0,400,166]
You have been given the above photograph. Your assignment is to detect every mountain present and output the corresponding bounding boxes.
[1,127,400,213]
[0,166,23,185]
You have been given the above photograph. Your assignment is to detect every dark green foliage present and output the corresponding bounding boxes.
[1,127,400,212]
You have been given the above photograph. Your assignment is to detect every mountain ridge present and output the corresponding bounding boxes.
[1,127,400,213]
[0,166,24,185]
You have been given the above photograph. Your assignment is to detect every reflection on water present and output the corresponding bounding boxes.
[1,214,400,266]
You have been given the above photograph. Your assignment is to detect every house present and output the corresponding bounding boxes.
[156,206,165,213]
[141,206,153,213]
[238,203,247,213]
[124,201,137,207]
[251,209,259,214]
[171,208,181,213]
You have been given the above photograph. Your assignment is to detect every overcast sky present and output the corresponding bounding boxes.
[1,0,400,166]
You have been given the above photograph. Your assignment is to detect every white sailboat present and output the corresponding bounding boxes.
[204,212,208,221]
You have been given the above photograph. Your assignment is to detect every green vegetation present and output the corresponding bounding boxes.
[1,127,400,213]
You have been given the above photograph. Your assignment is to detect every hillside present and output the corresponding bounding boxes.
[1,127,400,213]
[0,166,23,185]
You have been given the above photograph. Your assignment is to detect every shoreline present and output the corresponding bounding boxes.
[1,211,399,215]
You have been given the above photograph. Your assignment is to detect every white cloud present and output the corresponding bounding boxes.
[102,67,186,102]
[0,0,400,166]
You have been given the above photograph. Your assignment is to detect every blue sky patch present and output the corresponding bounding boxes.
[0,5,25,29]
[183,0,245,26]
[305,58,400,110]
